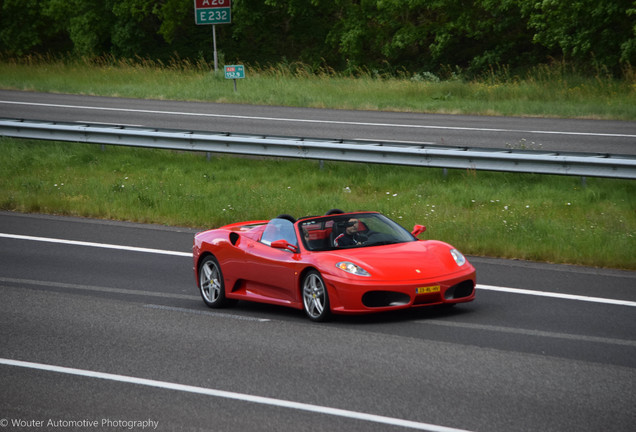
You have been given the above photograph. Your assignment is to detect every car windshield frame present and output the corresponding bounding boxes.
[298,212,416,252]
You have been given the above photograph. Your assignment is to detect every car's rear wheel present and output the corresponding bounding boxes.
[302,270,331,322]
[198,255,235,308]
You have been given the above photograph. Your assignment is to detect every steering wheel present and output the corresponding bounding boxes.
[353,232,368,244]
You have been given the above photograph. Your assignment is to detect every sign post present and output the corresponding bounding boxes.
[194,0,232,72]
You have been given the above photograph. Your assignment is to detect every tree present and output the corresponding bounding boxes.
[0,0,69,55]
[0,0,632,76]
[44,0,115,57]
[523,0,636,71]
[111,0,164,58]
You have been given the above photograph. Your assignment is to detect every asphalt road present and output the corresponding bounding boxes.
[1,212,635,432]
[1,90,635,155]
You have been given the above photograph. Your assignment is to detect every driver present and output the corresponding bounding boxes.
[334,218,363,247]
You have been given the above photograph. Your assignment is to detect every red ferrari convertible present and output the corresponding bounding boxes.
[193,210,476,321]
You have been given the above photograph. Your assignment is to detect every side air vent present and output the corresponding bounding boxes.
[444,280,474,300]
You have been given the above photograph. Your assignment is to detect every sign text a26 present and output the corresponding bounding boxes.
[195,0,230,7]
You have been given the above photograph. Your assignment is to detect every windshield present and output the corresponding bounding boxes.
[260,218,298,247]
[298,213,416,251]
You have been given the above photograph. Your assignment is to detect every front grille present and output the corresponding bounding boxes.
[362,291,411,308]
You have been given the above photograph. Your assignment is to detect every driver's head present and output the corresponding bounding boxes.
[345,218,359,234]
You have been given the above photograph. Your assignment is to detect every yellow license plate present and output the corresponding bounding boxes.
[416,285,440,294]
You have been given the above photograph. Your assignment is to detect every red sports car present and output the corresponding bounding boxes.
[193,210,476,321]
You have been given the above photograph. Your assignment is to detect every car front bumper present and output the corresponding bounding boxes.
[323,268,476,314]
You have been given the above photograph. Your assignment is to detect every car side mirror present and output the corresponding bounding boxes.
[271,239,299,253]
[411,224,426,237]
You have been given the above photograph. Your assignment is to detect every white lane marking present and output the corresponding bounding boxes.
[2,100,634,138]
[0,358,472,432]
[357,138,437,145]
[0,278,270,323]
[2,232,634,307]
[0,276,197,300]
[75,120,143,127]
[477,284,636,307]
[0,233,192,257]
[144,304,271,322]
[421,319,636,347]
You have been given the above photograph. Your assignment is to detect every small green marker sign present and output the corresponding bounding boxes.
[224,65,245,79]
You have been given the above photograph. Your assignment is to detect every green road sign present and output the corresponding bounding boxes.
[195,0,231,25]
[224,65,245,79]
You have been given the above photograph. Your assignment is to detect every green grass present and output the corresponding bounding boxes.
[0,56,635,119]
[1,138,634,269]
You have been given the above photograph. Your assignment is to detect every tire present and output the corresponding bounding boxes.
[302,270,331,322]
[198,255,235,308]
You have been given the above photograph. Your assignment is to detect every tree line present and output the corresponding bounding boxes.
[1,0,634,77]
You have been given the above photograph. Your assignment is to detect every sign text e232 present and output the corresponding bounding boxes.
[196,9,229,24]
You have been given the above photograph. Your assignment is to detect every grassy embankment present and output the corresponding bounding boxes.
[0,57,634,269]
[0,56,635,119]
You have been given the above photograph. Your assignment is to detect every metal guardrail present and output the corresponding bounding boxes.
[1,118,635,179]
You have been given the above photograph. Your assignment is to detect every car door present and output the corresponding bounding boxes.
[242,218,300,304]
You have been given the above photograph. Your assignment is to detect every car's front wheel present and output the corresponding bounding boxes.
[198,255,235,308]
[302,270,331,322]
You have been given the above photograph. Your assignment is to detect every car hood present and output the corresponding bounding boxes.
[321,240,470,281]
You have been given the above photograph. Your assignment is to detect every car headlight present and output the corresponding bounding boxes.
[336,261,371,277]
[450,249,466,266]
